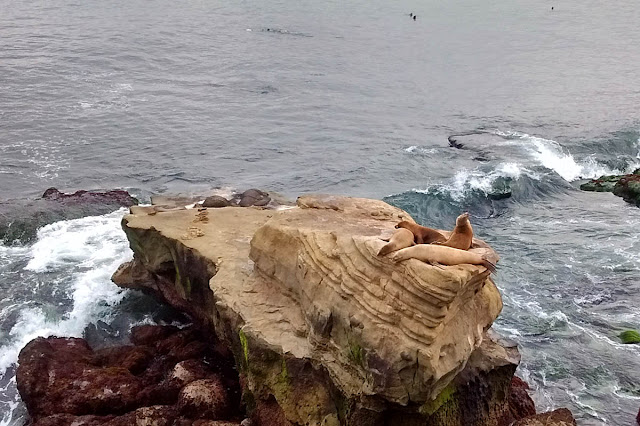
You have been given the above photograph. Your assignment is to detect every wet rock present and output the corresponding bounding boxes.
[130,324,180,346]
[236,189,270,207]
[619,330,640,344]
[637,406,640,425]
[203,195,231,208]
[42,187,138,205]
[17,325,243,424]
[512,408,577,425]
[0,188,138,244]
[93,345,154,374]
[178,378,231,419]
[580,169,640,207]
[509,376,537,420]
[613,173,640,206]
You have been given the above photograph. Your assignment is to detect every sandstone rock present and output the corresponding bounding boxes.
[178,378,231,419]
[512,408,577,426]
[203,195,231,208]
[115,194,507,424]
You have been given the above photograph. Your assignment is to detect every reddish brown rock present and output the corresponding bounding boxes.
[512,408,577,425]
[93,345,154,374]
[170,359,211,387]
[17,325,243,424]
[130,324,180,346]
[178,378,231,419]
[509,376,537,420]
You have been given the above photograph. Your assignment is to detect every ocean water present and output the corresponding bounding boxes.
[1,0,640,423]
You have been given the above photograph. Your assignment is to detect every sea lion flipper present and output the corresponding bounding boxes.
[480,256,496,274]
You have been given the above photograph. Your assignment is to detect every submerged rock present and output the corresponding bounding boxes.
[0,188,138,244]
[619,330,640,344]
[111,194,528,424]
[580,169,640,206]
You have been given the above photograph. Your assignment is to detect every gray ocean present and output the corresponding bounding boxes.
[1,0,640,424]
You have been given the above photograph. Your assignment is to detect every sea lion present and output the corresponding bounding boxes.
[391,244,496,273]
[378,228,415,256]
[434,212,473,250]
[395,221,447,244]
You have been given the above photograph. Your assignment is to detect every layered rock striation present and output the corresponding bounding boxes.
[112,194,516,425]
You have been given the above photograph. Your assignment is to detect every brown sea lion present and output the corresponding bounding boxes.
[378,228,415,256]
[391,244,496,273]
[434,212,473,250]
[395,221,447,244]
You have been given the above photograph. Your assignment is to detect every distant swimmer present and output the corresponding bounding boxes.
[413,15,417,20]
[410,13,413,17]
[551,6,554,10]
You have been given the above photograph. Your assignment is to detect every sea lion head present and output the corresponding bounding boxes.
[395,221,412,229]
[456,212,470,225]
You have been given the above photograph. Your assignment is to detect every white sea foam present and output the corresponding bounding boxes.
[494,130,640,181]
[0,209,132,373]
[424,162,535,201]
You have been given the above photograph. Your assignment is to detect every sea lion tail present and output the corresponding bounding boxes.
[480,256,497,274]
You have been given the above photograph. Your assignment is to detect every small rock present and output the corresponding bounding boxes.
[240,418,253,426]
[238,189,270,207]
[203,196,231,208]
[133,405,178,426]
[177,378,230,419]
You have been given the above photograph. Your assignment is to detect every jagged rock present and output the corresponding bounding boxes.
[178,378,231,419]
[512,408,577,426]
[613,174,640,206]
[170,359,211,386]
[17,325,243,424]
[114,194,510,425]
[203,196,231,208]
[580,169,640,207]
[636,406,639,425]
[0,188,138,244]
[41,188,138,205]
[509,376,537,420]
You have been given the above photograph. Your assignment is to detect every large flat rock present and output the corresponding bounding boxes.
[114,195,506,425]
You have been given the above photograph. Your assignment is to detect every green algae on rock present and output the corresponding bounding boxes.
[619,330,640,344]
[580,168,640,206]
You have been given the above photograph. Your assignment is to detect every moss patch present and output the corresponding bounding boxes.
[419,383,458,416]
[619,330,640,344]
